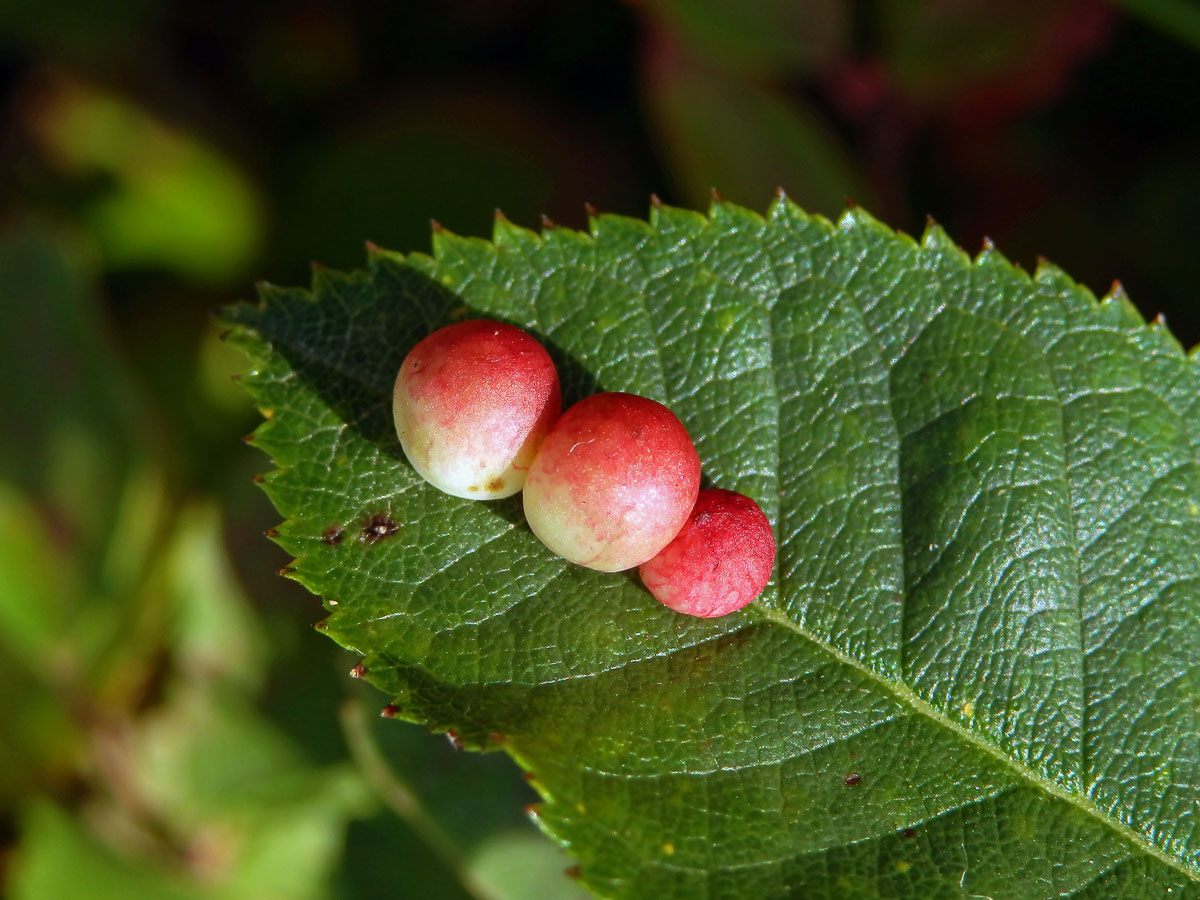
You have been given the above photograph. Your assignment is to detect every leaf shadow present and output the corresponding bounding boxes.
[247,261,602,533]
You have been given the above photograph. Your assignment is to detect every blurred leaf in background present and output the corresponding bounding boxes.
[19,73,263,286]
[642,27,872,212]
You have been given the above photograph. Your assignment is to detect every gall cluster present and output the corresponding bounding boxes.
[392,320,775,618]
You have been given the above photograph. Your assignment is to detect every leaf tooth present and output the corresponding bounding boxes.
[540,213,558,232]
[766,191,808,226]
[708,195,765,230]
[349,662,366,679]
[1144,312,1187,356]
[380,703,400,718]
[310,262,369,300]
[1103,278,1127,302]
[253,280,308,310]
[840,203,913,249]
[919,217,965,262]
[492,210,540,248]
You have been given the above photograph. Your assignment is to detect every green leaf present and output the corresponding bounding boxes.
[224,197,1200,899]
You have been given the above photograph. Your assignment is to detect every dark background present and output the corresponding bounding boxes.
[1,2,1197,898]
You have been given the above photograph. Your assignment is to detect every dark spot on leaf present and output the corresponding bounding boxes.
[446,730,463,751]
[349,663,366,679]
[380,704,399,718]
[564,865,581,879]
[321,525,345,545]
[901,828,917,839]
[844,772,861,787]
[360,514,399,544]
[489,731,505,745]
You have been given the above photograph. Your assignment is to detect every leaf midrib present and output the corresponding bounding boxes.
[750,602,1199,883]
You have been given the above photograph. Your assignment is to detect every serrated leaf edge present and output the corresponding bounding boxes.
[221,195,1200,894]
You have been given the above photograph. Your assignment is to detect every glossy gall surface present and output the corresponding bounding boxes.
[639,489,775,617]
[393,320,560,499]
[523,392,701,572]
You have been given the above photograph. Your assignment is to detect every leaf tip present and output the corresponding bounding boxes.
[349,662,366,679]
[263,526,279,539]
[277,565,297,577]
[380,703,400,718]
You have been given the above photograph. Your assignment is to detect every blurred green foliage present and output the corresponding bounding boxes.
[0,1,1197,897]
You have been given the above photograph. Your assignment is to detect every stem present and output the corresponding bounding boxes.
[338,699,500,900]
